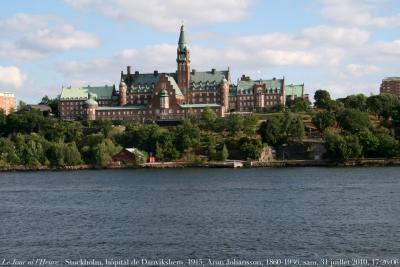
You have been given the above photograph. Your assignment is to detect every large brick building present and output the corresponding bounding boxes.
[0,92,15,115]
[380,77,400,96]
[59,25,304,121]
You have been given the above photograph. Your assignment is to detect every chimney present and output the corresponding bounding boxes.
[135,71,139,75]
[192,69,196,74]
[240,74,250,81]
[154,70,158,76]
[211,68,216,74]
[127,66,131,75]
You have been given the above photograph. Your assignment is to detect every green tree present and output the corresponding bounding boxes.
[46,141,64,166]
[173,119,200,153]
[0,110,6,136]
[159,132,180,160]
[22,139,43,166]
[312,111,336,131]
[225,114,243,136]
[203,134,217,160]
[314,90,331,109]
[287,97,311,112]
[374,127,399,158]
[242,114,258,135]
[288,115,305,142]
[356,128,379,157]
[17,100,27,111]
[93,138,121,166]
[367,94,400,119]
[269,103,284,112]
[208,145,217,161]
[324,131,361,162]
[155,141,164,162]
[0,138,20,166]
[343,94,368,111]
[238,137,263,160]
[121,123,162,153]
[64,142,83,165]
[199,107,217,130]
[216,144,229,161]
[258,116,286,146]
[336,108,371,134]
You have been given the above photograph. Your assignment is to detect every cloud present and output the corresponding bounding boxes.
[376,40,400,57]
[301,26,370,45]
[228,30,351,68]
[0,66,26,88]
[0,13,51,31]
[236,32,311,50]
[320,0,400,28]
[20,24,99,52]
[0,14,100,60]
[345,64,381,77]
[56,31,348,86]
[64,0,253,31]
[0,41,46,60]
[58,43,177,84]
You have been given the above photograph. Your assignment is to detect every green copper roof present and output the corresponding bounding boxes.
[122,73,162,93]
[285,84,304,97]
[166,75,183,96]
[232,79,284,95]
[60,85,114,100]
[178,24,188,49]
[190,70,228,91]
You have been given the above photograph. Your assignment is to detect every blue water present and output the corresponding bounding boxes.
[0,167,399,266]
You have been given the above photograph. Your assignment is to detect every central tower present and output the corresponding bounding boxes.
[177,24,190,95]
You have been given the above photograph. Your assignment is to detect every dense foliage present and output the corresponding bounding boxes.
[0,107,267,167]
[1,90,400,167]
[312,91,400,161]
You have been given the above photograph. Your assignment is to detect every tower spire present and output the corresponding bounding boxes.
[177,24,190,96]
[178,24,188,49]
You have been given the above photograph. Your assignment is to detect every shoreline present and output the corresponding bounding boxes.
[1,159,400,172]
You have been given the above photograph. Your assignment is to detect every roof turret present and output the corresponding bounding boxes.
[84,92,98,106]
[119,79,127,88]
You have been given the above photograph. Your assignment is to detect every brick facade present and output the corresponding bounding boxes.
[0,92,15,115]
[59,25,304,121]
[380,77,400,96]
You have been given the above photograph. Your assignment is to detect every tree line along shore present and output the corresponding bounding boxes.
[1,90,400,170]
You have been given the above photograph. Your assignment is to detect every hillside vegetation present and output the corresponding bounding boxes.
[1,90,400,167]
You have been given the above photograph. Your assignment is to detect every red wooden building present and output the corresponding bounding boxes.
[112,148,144,164]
